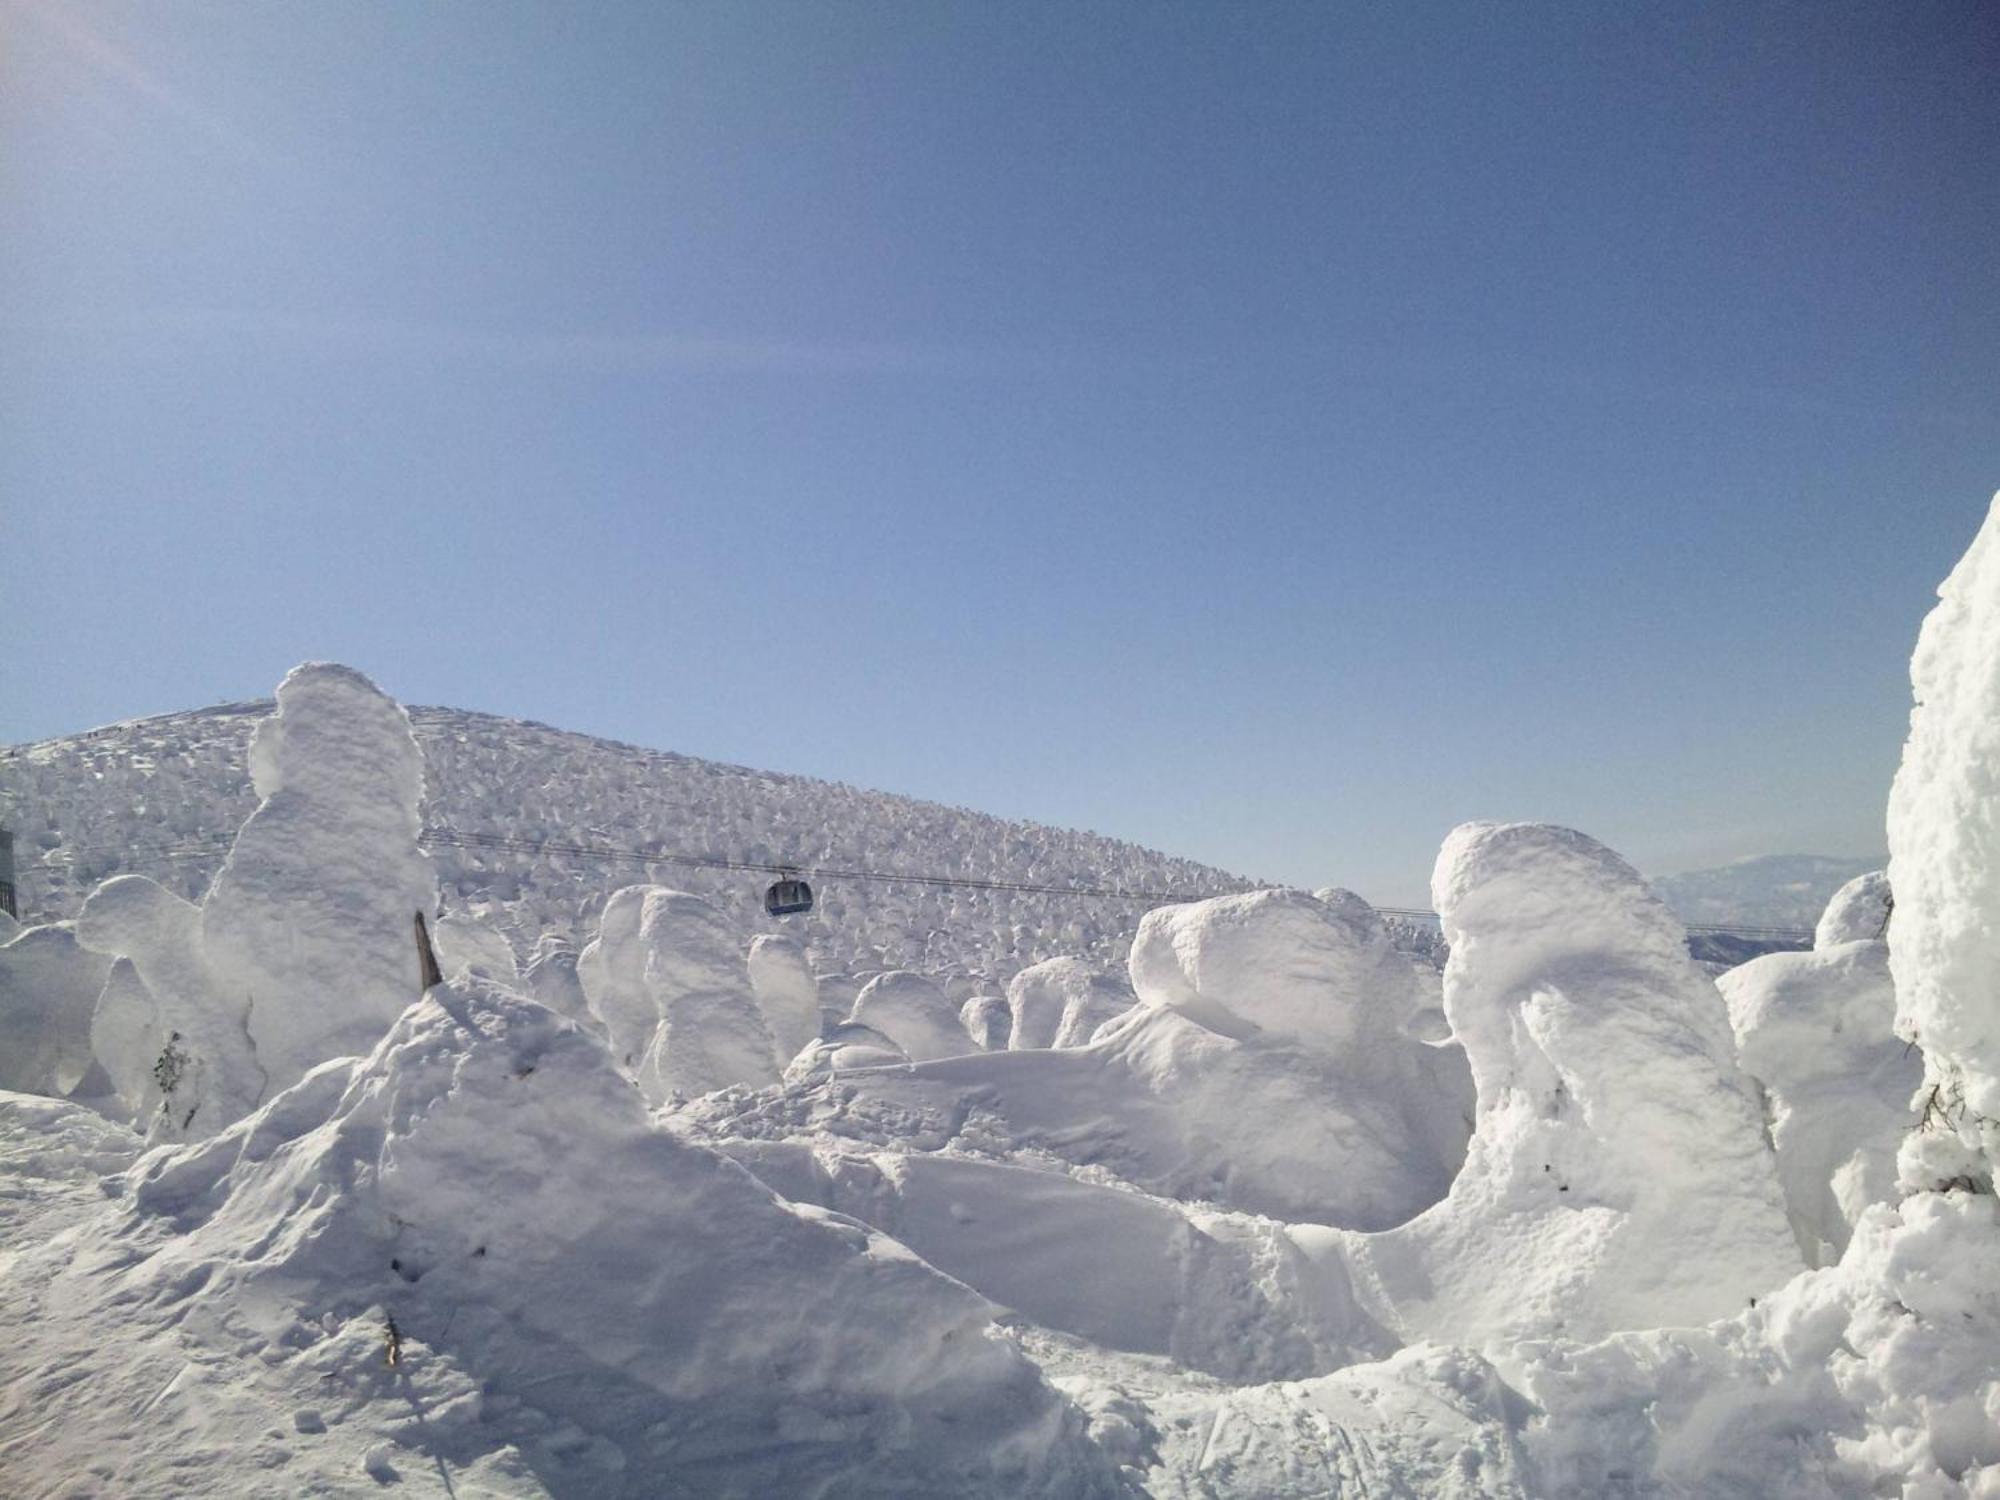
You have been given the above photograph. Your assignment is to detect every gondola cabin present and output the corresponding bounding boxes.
[764,875,814,917]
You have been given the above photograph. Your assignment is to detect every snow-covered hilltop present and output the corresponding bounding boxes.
[1,701,1250,997]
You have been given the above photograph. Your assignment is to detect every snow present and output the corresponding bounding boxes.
[77,874,262,1139]
[848,968,972,1063]
[8,479,2000,1500]
[1516,1189,2000,1496]
[746,931,820,1063]
[1006,955,1135,1049]
[1889,492,2000,1187]
[0,975,1122,1497]
[960,992,1011,1050]
[1134,888,1407,1047]
[577,885,779,1103]
[1719,931,1916,1264]
[693,892,1471,1231]
[1333,822,1802,1353]
[432,907,521,983]
[0,922,107,1100]
[520,934,595,1033]
[201,663,439,1095]
[1817,868,1893,948]
[782,1019,910,1081]
[2,696,1249,996]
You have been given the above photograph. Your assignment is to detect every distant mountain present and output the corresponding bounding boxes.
[1651,854,1886,934]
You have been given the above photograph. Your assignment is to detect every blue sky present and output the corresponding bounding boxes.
[4,1,1996,903]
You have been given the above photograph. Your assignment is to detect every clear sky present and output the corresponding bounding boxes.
[4,2,1996,903]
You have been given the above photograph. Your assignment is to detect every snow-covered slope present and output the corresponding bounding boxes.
[1,702,1249,997]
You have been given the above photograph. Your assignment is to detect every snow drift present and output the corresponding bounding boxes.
[0,976,1122,1498]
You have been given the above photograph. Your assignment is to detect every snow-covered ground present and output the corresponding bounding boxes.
[3,497,1999,1496]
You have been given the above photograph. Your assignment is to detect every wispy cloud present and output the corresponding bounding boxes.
[11,0,285,170]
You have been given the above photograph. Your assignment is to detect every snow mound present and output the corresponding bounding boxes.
[577,885,778,1103]
[1006,956,1135,1050]
[849,970,970,1063]
[0,978,1122,1498]
[695,999,1465,1233]
[520,934,595,1033]
[782,1019,910,1081]
[1719,937,1917,1264]
[1816,868,1893,948]
[78,874,262,1138]
[1131,887,1420,1050]
[0,922,107,1100]
[960,993,1010,1050]
[432,908,520,983]
[693,883,1472,1233]
[1888,492,2000,1188]
[746,932,820,1064]
[1337,822,1800,1352]
[708,1139,1395,1383]
[200,663,439,1094]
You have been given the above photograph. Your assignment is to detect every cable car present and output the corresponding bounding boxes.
[764,872,814,917]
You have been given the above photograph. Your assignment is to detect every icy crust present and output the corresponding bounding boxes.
[0,981,1123,1499]
[1816,869,1892,949]
[200,663,439,1094]
[1719,938,1917,1265]
[1888,493,2000,1183]
[1335,823,1801,1353]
